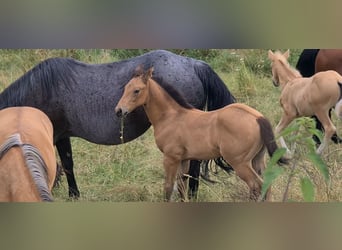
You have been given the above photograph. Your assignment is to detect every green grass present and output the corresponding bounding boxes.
[1,49,341,202]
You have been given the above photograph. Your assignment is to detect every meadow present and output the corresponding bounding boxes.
[1,49,341,202]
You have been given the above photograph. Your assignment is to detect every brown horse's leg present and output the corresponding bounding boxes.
[163,156,181,202]
[315,110,336,154]
[177,160,190,202]
[231,162,264,201]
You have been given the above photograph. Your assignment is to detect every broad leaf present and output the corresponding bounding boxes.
[300,177,315,202]
[262,164,285,199]
[307,152,329,182]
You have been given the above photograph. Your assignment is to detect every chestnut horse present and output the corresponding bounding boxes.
[315,49,342,74]
[115,67,287,201]
[268,50,342,155]
[0,107,56,201]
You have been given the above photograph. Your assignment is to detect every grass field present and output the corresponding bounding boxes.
[1,49,341,202]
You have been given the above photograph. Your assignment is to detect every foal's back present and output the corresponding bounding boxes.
[214,103,265,154]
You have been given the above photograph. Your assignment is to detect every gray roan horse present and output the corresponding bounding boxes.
[0,50,235,198]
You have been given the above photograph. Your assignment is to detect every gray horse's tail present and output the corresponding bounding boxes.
[194,61,236,111]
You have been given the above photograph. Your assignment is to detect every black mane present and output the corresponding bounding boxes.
[152,75,194,109]
[0,57,76,109]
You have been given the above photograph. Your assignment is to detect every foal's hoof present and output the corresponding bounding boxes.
[284,149,293,159]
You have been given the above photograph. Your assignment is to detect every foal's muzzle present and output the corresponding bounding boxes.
[115,107,129,118]
[272,80,279,87]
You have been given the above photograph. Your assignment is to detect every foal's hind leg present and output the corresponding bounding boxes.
[56,137,80,198]
[231,161,264,201]
[252,149,271,201]
[314,109,342,145]
[315,110,337,154]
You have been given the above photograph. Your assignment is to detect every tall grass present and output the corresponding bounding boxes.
[1,49,340,202]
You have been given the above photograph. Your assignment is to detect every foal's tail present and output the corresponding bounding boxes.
[334,82,342,119]
[257,117,289,165]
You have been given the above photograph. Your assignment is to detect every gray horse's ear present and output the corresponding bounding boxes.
[142,67,154,84]
[134,64,144,77]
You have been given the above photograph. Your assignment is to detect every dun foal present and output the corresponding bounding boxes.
[0,107,56,201]
[115,67,287,201]
[268,50,342,155]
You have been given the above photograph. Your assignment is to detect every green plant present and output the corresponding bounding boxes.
[262,117,329,202]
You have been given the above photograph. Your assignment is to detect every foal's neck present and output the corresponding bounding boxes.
[144,80,185,126]
[279,63,301,89]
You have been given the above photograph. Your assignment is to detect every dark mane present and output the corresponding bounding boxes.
[152,76,194,109]
[0,57,76,109]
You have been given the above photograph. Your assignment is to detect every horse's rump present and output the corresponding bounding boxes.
[0,133,53,201]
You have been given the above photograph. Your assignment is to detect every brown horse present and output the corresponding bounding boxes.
[0,107,56,201]
[268,50,342,155]
[315,49,342,74]
[115,67,287,201]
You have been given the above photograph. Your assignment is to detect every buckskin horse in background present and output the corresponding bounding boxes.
[0,107,56,201]
[269,50,342,155]
[115,67,287,201]
[296,49,342,145]
[0,50,235,199]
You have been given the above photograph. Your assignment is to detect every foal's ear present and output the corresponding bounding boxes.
[268,50,274,59]
[142,67,154,84]
[283,49,290,59]
[134,64,144,77]
[146,67,154,78]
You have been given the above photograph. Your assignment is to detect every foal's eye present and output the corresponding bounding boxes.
[134,89,140,95]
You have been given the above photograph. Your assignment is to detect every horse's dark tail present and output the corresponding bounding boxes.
[296,49,320,77]
[194,61,236,111]
[257,117,289,165]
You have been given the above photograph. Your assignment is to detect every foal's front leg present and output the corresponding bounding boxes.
[163,155,181,202]
[275,113,296,157]
[177,160,190,202]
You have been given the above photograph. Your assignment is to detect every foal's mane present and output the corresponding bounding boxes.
[274,51,302,78]
[0,133,53,201]
[132,68,194,110]
[0,58,76,109]
[151,75,194,110]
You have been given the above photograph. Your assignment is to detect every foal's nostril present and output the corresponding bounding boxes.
[116,108,123,117]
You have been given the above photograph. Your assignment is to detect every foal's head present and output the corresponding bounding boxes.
[115,66,153,117]
[268,50,301,87]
